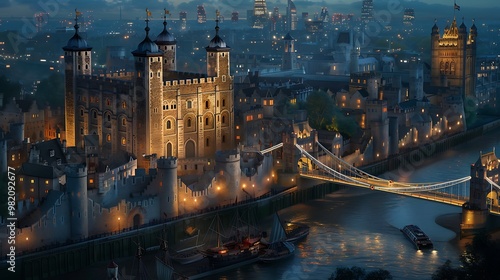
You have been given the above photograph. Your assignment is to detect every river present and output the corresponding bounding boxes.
[209,129,500,280]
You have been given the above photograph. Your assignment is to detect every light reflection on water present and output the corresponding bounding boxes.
[212,130,500,280]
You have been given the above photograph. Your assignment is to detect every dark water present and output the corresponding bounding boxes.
[209,129,500,280]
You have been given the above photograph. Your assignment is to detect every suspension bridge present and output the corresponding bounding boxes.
[259,141,500,216]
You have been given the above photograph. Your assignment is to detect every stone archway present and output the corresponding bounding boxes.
[126,207,146,230]
[166,142,173,157]
[185,140,195,158]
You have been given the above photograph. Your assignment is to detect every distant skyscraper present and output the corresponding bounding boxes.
[403,8,415,26]
[361,0,373,24]
[197,5,206,24]
[320,7,329,22]
[253,0,268,28]
[286,0,297,31]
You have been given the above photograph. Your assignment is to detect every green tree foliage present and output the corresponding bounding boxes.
[35,73,65,108]
[0,75,21,104]
[306,91,360,137]
[329,266,392,280]
[306,90,336,130]
[432,233,500,280]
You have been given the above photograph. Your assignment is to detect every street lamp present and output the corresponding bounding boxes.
[117,217,121,232]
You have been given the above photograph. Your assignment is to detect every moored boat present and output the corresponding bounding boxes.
[260,213,295,262]
[401,224,433,250]
[283,220,310,243]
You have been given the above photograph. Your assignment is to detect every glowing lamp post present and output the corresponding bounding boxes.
[117,217,121,232]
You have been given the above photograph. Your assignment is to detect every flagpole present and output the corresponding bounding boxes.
[454,0,456,18]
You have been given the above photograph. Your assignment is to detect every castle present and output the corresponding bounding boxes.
[0,10,278,257]
[63,10,234,169]
[430,17,477,97]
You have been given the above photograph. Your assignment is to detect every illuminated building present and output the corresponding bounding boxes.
[63,11,234,169]
[431,18,477,97]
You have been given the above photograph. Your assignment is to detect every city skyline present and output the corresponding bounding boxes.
[0,0,499,20]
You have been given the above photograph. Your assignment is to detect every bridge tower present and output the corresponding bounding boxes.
[282,132,301,173]
[461,153,491,236]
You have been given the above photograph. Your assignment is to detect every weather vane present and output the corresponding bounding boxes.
[146,8,152,21]
[75,8,82,21]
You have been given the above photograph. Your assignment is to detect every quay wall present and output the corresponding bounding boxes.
[2,183,339,280]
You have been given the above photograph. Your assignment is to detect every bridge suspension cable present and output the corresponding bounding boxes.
[485,177,500,191]
[260,142,283,154]
[296,143,471,193]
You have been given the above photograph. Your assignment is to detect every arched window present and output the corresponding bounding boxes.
[122,102,127,109]
[166,120,171,129]
[187,118,192,127]
[106,134,111,142]
[205,117,209,126]
[122,118,126,126]
[222,99,226,107]
[93,111,97,118]
[107,114,111,121]
[187,100,192,109]
[222,115,226,124]
[121,137,126,145]
[205,100,209,109]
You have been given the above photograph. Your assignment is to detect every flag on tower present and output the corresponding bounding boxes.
[454,3,460,11]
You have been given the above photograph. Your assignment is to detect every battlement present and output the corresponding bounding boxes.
[157,156,178,169]
[65,164,87,177]
[215,149,240,163]
[164,76,214,87]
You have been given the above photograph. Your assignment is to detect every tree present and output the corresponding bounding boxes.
[0,75,21,105]
[433,233,500,280]
[34,73,65,108]
[432,260,463,280]
[306,90,336,130]
[364,269,393,280]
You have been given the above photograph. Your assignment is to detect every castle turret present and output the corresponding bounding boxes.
[206,10,230,78]
[132,10,164,169]
[157,157,178,219]
[215,150,241,200]
[63,10,92,147]
[65,163,88,240]
[281,33,296,71]
[155,9,177,74]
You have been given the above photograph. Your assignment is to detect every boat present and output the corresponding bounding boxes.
[283,220,310,243]
[401,225,434,250]
[170,228,205,265]
[260,213,295,262]
[201,211,262,268]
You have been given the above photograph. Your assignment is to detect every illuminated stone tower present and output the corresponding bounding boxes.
[155,9,177,74]
[282,33,296,71]
[63,10,92,147]
[204,11,234,156]
[132,11,164,168]
[431,18,477,97]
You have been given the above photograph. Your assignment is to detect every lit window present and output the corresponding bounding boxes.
[45,180,49,185]
[30,179,35,184]
[20,177,24,182]
[30,188,34,192]
[89,179,94,184]
[121,137,126,145]
[107,134,111,142]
